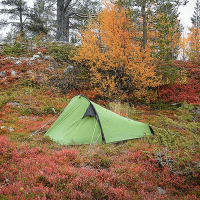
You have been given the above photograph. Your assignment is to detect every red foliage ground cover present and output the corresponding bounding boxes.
[158,61,200,104]
[0,57,200,199]
[1,136,199,199]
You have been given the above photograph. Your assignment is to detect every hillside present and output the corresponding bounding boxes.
[0,52,199,199]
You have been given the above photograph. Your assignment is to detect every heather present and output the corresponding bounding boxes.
[0,49,200,199]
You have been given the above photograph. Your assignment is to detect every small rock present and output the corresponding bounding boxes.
[10,102,21,107]
[4,56,11,60]
[27,61,34,66]
[7,127,14,132]
[192,116,197,122]
[64,65,74,74]
[37,59,41,64]
[10,70,17,76]
[33,54,40,59]
[0,71,6,77]
[19,57,28,61]
[37,52,43,56]
[27,70,33,74]
[157,187,165,196]
[31,54,40,60]
[12,57,19,60]
[196,108,200,116]
[15,61,22,66]
[44,56,51,61]
[47,67,54,71]
[52,108,56,113]
[7,57,15,60]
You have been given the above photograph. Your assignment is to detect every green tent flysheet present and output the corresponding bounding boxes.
[45,95,154,145]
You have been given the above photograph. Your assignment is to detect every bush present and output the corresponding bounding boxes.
[158,61,200,104]
[48,42,77,62]
[0,93,14,108]
[3,42,24,56]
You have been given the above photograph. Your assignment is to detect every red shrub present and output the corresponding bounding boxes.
[158,61,200,104]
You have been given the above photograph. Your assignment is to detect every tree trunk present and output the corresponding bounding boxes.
[141,0,147,49]
[56,0,69,42]
[19,0,24,37]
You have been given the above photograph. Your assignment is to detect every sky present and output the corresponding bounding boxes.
[178,0,196,34]
[0,0,197,39]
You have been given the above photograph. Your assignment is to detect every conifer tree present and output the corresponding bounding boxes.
[114,0,187,84]
[116,0,156,49]
[0,0,30,37]
[191,0,200,28]
[115,0,187,52]
[56,0,101,42]
[28,0,56,36]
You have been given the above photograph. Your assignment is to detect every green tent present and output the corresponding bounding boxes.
[45,95,154,145]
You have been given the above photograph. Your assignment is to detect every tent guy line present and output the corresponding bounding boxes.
[23,108,64,143]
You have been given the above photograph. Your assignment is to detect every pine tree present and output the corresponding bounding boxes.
[191,0,200,28]
[69,0,102,43]
[153,1,182,61]
[116,0,156,49]
[115,0,187,52]
[56,0,101,42]
[28,0,56,36]
[155,0,187,59]
[0,0,30,37]
[114,0,187,85]
[56,0,69,42]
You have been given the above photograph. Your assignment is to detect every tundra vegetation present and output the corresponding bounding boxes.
[0,1,200,199]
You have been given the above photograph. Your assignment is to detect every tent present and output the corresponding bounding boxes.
[44,95,154,145]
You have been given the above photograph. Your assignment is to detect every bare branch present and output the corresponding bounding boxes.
[66,11,97,19]
[63,0,72,15]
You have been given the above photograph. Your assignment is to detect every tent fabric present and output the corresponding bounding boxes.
[44,95,153,145]
[82,103,97,118]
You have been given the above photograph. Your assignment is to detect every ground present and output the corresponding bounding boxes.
[0,55,200,199]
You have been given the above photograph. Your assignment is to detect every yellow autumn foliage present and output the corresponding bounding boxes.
[74,4,162,99]
[188,24,200,62]
[179,37,190,61]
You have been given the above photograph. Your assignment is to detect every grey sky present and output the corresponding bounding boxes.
[178,0,196,30]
